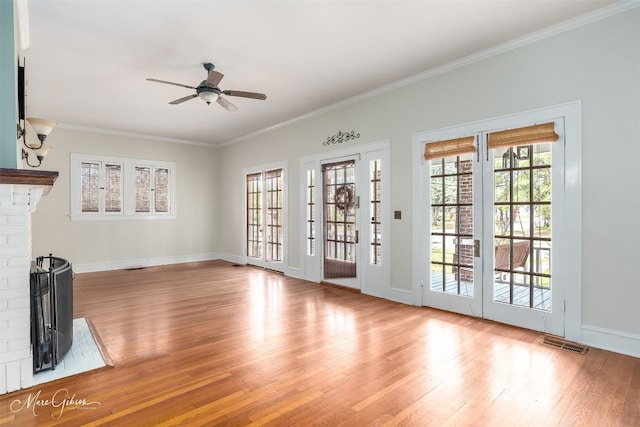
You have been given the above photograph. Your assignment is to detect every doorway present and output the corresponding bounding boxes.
[300,141,390,298]
[412,103,582,338]
[244,162,287,272]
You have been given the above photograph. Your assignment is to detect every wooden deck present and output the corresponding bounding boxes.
[430,272,552,311]
[0,260,637,425]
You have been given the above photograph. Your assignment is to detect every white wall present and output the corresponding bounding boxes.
[27,7,640,355]
[218,8,640,345]
[30,127,220,271]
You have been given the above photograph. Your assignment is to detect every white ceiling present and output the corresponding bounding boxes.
[23,0,618,147]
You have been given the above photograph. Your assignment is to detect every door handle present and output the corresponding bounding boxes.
[355,230,359,243]
[474,240,480,257]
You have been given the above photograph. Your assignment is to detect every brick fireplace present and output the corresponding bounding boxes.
[0,168,58,395]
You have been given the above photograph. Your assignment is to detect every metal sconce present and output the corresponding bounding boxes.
[18,117,56,168]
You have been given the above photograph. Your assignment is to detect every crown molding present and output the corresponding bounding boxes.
[220,0,640,147]
[57,123,217,148]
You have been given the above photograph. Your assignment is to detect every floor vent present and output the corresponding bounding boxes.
[541,335,589,355]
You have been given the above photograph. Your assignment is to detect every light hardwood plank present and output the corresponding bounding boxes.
[0,260,638,426]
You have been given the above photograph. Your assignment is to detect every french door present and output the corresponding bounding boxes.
[244,164,286,272]
[301,141,390,298]
[418,115,568,337]
[322,160,358,286]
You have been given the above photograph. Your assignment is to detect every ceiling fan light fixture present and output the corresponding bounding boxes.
[199,90,219,104]
[147,63,266,110]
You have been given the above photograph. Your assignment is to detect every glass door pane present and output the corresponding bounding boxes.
[491,144,552,311]
[265,169,283,262]
[246,172,262,259]
[429,153,474,297]
[323,160,357,279]
[369,159,382,265]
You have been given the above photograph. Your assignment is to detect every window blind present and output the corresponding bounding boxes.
[487,122,558,150]
[81,162,99,212]
[135,166,151,213]
[424,136,475,161]
[104,164,122,213]
[154,168,169,213]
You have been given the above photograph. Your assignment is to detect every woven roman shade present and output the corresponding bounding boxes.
[424,136,475,161]
[487,122,558,150]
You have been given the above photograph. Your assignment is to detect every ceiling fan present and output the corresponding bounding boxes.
[146,63,267,111]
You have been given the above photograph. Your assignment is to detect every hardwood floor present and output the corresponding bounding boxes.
[1,260,638,426]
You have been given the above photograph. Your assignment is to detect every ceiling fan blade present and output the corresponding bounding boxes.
[222,90,267,100]
[169,94,198,105]
[206,70,224,87]
[216,96,237,112]
[147,78,196,90]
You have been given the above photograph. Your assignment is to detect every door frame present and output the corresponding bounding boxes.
[299,140,391,296]
[242,160,288,273]
[411,101,582,341]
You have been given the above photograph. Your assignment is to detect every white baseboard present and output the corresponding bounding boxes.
[73,253,221,273]
[581,324,640,359]
[388,287,415,306]
[217,253,245,265]
[286,267,301,279]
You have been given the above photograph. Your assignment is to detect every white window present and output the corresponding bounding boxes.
[71,153,176,220]
[133,165,171,214]
[79,161,123,214]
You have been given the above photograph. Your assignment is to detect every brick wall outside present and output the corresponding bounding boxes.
[457,160,474,282]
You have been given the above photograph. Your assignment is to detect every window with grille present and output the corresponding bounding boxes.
[370,159,382,265]
[306,169,315,256]
[71,153,175,220]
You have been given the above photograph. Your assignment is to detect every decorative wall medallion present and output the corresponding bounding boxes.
[323,130,360,146]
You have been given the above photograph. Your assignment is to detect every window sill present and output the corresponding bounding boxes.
[70,214,176,221]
